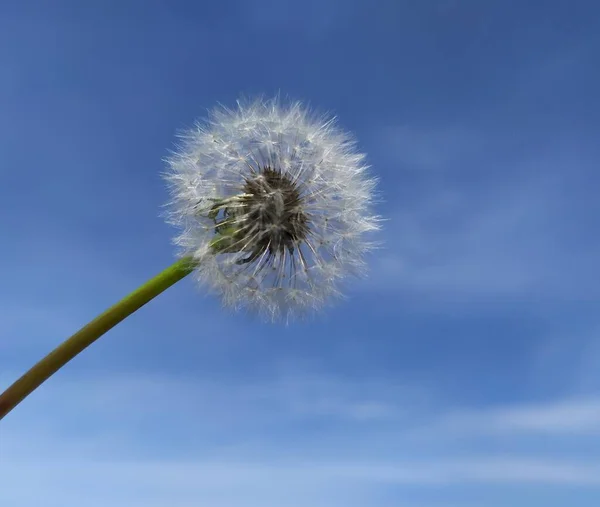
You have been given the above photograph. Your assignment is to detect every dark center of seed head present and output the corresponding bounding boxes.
[242,166,309,256]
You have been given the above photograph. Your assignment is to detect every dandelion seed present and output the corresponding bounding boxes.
[164,96,380,321]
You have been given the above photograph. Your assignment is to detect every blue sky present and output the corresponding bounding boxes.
[1,0,600,505]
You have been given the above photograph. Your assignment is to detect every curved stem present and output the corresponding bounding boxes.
[0,256,195,421]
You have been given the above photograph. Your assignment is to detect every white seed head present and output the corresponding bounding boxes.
[164,97,380,322]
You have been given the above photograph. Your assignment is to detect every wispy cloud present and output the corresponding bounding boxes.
[0,371,426,434]
[365,129,598,308]
[426,398,600,437]
[4,449,600,507]
[5,370,600,447]
[5,370,600,506]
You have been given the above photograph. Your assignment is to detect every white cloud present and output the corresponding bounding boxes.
[369,179,551,297]
[364,128,599,308]
[0,371,425,434]
[5,372,600,506]
[530,324,600,396]
[3,452,600,507]
[428,398,600,436]
[6,371,600,442]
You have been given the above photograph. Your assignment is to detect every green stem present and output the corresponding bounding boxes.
[0,256,195,421]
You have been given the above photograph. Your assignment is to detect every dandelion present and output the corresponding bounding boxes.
[0,96,380,420]
[165,97,380,321]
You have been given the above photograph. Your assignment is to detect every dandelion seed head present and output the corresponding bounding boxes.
[164,96,380,322]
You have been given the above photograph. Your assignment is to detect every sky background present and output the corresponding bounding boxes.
[1,0,600,506]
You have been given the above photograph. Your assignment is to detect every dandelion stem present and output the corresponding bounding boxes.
[0,256,195,421]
